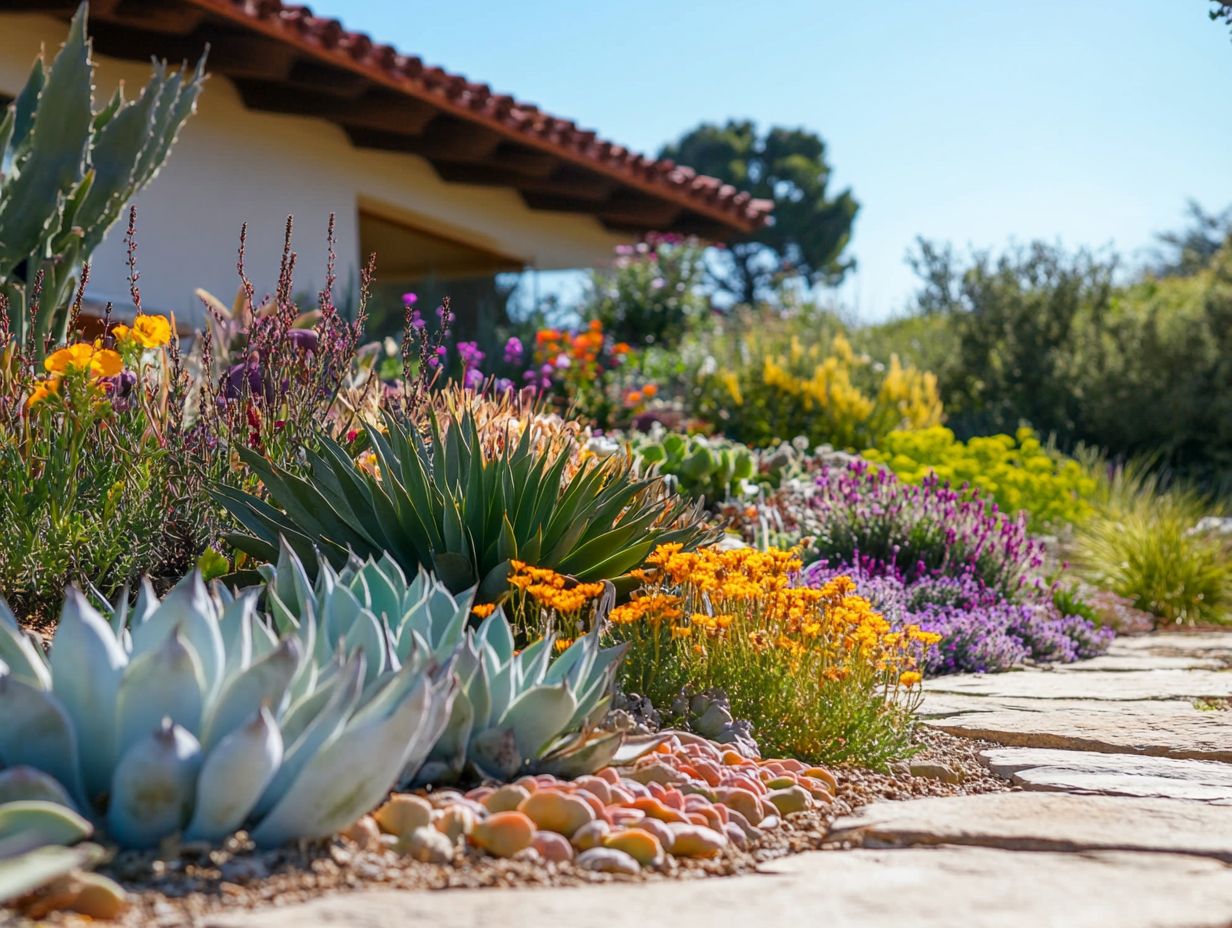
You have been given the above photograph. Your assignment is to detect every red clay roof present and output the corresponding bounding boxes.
[19,0,772,236]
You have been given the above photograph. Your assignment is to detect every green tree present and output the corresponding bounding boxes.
[660,121,858,305]
[1148,200,1232,278]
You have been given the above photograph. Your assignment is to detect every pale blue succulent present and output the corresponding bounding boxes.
[261,544,629,784]
[0,766,100,904]
[259,541,471,689]
[0,574,454,849]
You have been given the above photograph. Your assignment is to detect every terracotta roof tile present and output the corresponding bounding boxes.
[184,0,772,231]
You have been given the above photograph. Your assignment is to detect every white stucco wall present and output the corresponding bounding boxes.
[0,14,627,324]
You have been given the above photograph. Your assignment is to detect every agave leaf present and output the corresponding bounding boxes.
[419,687,473,785]
[106,721,202,849]
[48,590,126,800]
[0,800,92,852]
[498,683,578,760]
[115,628,205,758]
[253,652,365,819]
[201,637,299,751]
[0,844,102,904]
[251,674,439,847]
[0,598,49,689]
[534,730,624,779]
[0,768,76,809]
[129,574,225,703]
[0,676,85,808]
[468,727,522,781]
[185,707,283,843]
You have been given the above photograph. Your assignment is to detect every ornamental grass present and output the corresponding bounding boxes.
[607,544,938,768]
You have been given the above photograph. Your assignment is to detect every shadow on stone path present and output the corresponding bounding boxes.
[208,632,1232,928]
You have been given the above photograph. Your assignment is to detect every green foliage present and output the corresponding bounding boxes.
[660,120,858,304]
[865,426,1099,530]
[581,237,709,349]
[0,335,204,625]
[1070,460,1232,626]
[0,574,451,848]
[0,4,204,348]
[218,411,716,602]
[633,431,763,505]
[896,236,1232,487]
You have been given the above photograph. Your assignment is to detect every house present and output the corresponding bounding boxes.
[0,0,770,327]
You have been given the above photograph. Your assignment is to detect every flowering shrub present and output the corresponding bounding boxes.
[0,291,200,621]
[506,319,658,427]
[607,544,937,766]
[804,560,1113,675]
[693,330,942,450]
[581,235,709,349]
[864,426,1098,530]
[802,459,1048,600]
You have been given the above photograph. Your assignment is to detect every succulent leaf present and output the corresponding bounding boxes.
[106,720,202,849]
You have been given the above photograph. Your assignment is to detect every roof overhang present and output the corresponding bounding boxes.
[2,0,773,240]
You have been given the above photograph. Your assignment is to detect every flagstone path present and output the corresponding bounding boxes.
[209,631,1232,928]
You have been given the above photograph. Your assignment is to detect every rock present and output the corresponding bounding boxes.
[908,762,961,785]
[482,784,531,814]
[603,828,664,866]
[831,792,1232,861]
[433,805,477,843]
[470,811,536,859]
[531,831,574,863]
[767,785,812,815]
[926,669,1232,702]
[576,847,641,875]
[666,823,727,858]
[372,794,433,837]
[978,747,1232,803]
[340,815,381,850]
[517,791,595,837]
[398,827,455,863]
[922,697,1232,763]
[571,819,611,851]
[201,846,1232,928]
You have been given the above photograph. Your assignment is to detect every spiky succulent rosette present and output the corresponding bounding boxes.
[0,574,453,849]
[261,543,629,785]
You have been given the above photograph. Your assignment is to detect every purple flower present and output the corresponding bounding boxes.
[456,340,485,370]
[402,292,418,306]
[503,336,524,365]
[463,368,484,390]
[288,328,318,353]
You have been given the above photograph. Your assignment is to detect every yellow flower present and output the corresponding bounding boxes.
[112,314,171,349]
[44,343,122,379]
[899,671,923,688]
[26,376,60,409]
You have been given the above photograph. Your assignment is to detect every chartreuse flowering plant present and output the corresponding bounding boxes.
[607,544,938,767]
[864,426,1098,530]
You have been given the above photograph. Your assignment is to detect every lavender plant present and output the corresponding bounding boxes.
[803,459,1048,600]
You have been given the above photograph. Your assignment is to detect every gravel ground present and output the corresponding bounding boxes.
[9,727,1010,927]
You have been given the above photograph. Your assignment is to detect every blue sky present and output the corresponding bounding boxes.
[315,0,1232,321]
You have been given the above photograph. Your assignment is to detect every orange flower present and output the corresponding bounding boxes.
[25,377,60,409]
[471,603,497,619]
[44,343,122,379]
[625,390,643,406]
[641,383,658,398]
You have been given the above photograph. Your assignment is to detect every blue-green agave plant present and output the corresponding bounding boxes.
[0,766,101,904]
[262,544,628,784]
[0,574,454,849]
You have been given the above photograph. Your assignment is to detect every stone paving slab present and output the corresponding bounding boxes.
[1111,633,1232,657]
[920,695,1232,761]
[979,747,1232,803]
[1052,653,1227,672]
[830,792,1232,861]
[203,846,1232,928]
[926,668,1232,701]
